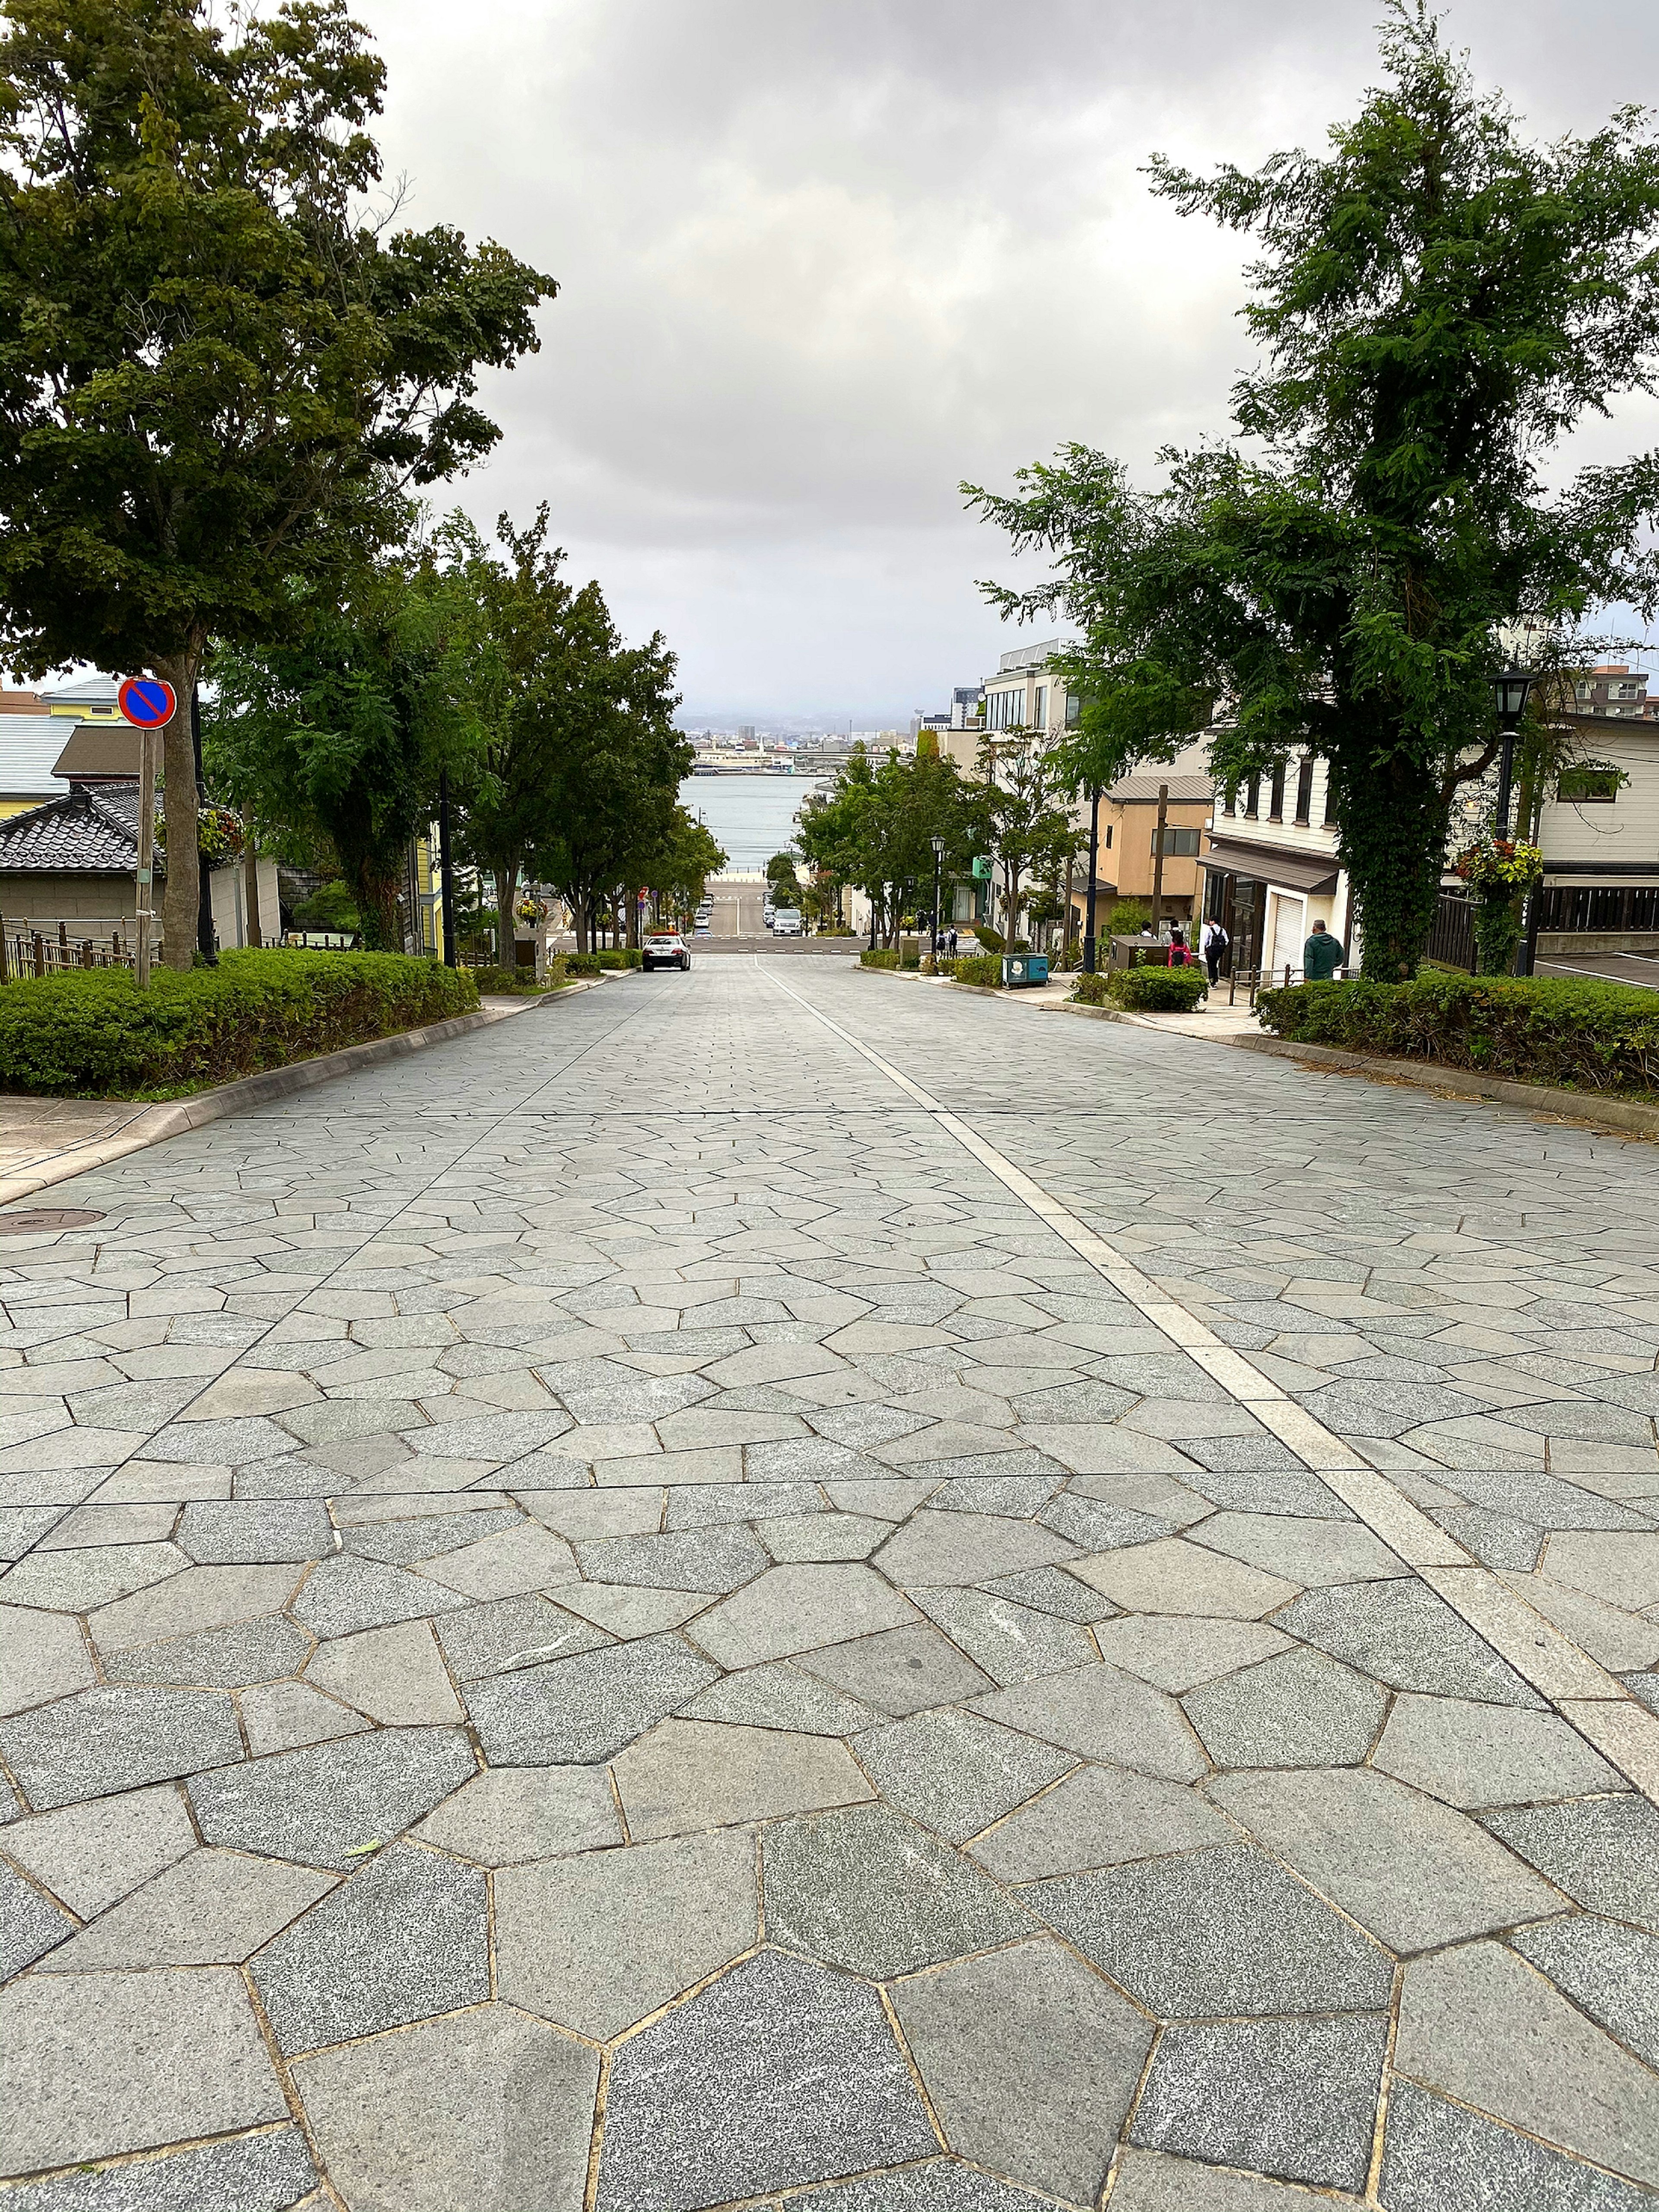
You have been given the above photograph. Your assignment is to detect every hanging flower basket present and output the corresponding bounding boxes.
[1452,833,1544,896]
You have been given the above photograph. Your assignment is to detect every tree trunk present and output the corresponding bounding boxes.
[1333,750,1447,979]
[493,864,517,967]
[353,859,401,951]
[241,811,263,947]
[627,893,640,950]
[151,642,203,971]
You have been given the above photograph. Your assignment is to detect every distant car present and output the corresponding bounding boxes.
[642,932,691,971]
[771,908,803,936]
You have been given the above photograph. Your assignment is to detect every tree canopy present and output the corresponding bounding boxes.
[967,4,1659,976]
[0,0,553,962]
[797,743,990,944]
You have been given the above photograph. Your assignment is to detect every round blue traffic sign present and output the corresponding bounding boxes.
[118,677,177,728]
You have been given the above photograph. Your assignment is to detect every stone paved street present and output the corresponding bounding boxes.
[3,957,1659,2210]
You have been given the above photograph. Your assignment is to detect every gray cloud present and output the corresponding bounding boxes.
[359,0,1659,717]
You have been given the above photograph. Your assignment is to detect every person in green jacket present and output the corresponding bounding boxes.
[1303,918,1345,980]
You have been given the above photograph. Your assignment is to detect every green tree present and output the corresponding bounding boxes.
[648,809,726,927]
[967,7,1659,977]
[0,0,553,964]
[798,743,989,946]
[975,733,1078,948]
[203,559,470,949]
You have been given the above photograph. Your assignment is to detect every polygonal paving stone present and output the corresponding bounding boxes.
[292,2004,599,2212]
[434,1592,610,1680]
[290,1554,472,1637]
[464,1631,721,1763]
[0,1603,96,1716]
[145,1416,299,1462]
[596,1948,936,2211]
[0,1968,287,2175]
[797,1624,994,1716]
[413,1520,579,1601]
[0,1783,197,1918]
[1109,2150,1352,2208]
[665,1480,820,1528]
[1436,1467,1653,1531]
[691,1564,917,1668]
[89,1564,305,1653]
[1394,1939,1659,2186]
[412,1764,622,1865]
[677,1659,878,1736]
[1091,1615,1291,1692]
[342,1504,525,1563]
[251,1842,488,2056]
[928,1472,1067,1518]
[612,1717,873,1839]
[977,1564,1119,1623]
[1182,1649,1389,1770]
[0,2126,319,2212]
[757,1510,892,1561]
[302,1619,462,1724]
[1372,1692,1624,1808]
[1192,1511,1406,1586]
[496,1827,756,2039]
[1031,1845,1393,2017]
[968,1665,1207,1782]
[556,1582,709,1637]
[1185,1462,1360,1520]
[1512,1915,1659,2069]
[0,1541,188,1612]
[576,1524,768,1593]
[1480,1796,1659,1931]
[176,1500,334,1564]
[968,1764,1236,1884]
[872,1511,1077,1588]
[102,1615,311,1688]
[241,1680,369,1755]
[2,1685,243,1810]
[0,1858,73,1977]
[1129,2012,1389,2193]
[188,1725,475,1869]
[763,1802,1031,1978]
[1277,1580,1547,1707]
[1037,1491,1173,1551]
[909,1586,1095,1686]
[1379,2081,1656,2212]
[854,1707,1072,1843]
[406,1409,576,1458]
[39,1849,334,1969]
[890,1936,1151,2202]
[1070,1537,1300,1619]
[1542,1530,1659,1615]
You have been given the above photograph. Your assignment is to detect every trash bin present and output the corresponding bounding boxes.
[1001,953,1050,988]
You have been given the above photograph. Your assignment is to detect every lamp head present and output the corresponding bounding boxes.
[1493,669,1534,733]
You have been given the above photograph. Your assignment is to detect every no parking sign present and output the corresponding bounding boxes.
[118,677,177,728]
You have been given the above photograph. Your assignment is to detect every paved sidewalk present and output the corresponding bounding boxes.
[1,960,1657,2209]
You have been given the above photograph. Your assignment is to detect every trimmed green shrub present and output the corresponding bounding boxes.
[0,950,479,1098]
[593,947,643,970]
[972,924,1005,952]
[1105,897,1151,935]
[1070,971,1113,1005]
[564,952,602,976]
[860,948,899,969]
[950,953,1003,988]
[1257,972,1659,1096]
[1109,963,1208,1011]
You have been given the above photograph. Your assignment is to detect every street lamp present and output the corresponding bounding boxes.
[930,836,944,959]
[1491,668,1534,837]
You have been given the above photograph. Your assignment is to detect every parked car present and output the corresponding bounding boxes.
[771,908,803,936]
[642,932,691,972]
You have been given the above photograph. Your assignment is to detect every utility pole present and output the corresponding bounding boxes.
[1150,782,1170,938]
[1083,786,1101,974]
[930,836,944,960]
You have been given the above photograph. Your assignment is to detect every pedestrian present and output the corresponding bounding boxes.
[946,926,957,957]
[1165,926,1192,966]
[1303,917,1345,980]
[1201,915,1229,985]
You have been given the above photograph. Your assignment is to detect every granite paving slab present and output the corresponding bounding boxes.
[2,1684,244,1810]
[187,1725,475,1868]
[0,2127,319,2212]
[463,1630,721,1762]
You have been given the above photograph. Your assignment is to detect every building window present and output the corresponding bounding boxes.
[1268,764,1286,820]
[1033,686,1046,728]
[1243,776,1260,818]
[986,688,1026,731]
[1557,768,1621,804]
[1154,827,1201,856]
[1322,769,1338,826]
[1294,756,1315,824]
[1575,682,1594,703]
[1104,823,1113,849]
[1221,782,1236,817]
[1065,690,1082,726]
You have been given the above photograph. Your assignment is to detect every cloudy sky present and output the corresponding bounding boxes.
[354,0,1659,725]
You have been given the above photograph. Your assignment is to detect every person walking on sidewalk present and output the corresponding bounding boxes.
[1303,918,1345,980]
[1201,916,1229,985]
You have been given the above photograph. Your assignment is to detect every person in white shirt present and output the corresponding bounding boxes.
[1201,916,1229,985]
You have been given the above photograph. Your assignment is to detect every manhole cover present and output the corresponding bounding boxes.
[0,1209,105,1234]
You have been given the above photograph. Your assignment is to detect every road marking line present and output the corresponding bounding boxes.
[763,963,1659,1802]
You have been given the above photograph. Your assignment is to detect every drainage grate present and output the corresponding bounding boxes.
[0,1208,105,1234]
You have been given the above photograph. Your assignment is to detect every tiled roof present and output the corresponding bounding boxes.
[1108,773,1215,802]
[0,786,150,874]
[41,674,122,706]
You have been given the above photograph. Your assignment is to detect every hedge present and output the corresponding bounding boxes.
[0,950,479,1098]
[1071,964,1208,1011]
[860,948,899,969]
[1257,972,1659,1096]
[950,953,1003,987]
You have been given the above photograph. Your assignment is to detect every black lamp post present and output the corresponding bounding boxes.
[1491,668,1534,837]
[1082,784,1101,975]
[930,836,944,959]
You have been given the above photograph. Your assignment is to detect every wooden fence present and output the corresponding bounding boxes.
[0,921,136,982]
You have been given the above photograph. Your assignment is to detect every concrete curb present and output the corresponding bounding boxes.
[0,976,611,1208]
[1230,1031,1659,1139]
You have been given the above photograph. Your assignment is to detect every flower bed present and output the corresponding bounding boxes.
[0,950,479,1098]
[1256,972,1659,1096]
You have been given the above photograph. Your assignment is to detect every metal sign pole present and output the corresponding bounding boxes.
[135,726,155,989]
